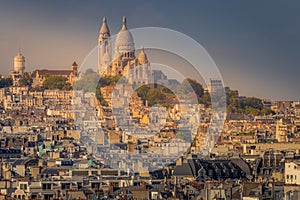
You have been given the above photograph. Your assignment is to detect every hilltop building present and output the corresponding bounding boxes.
[207,78,224,93]
[285,161,300,185]
[10,52,26,86]
[34,62,78,86]
[14,52,25,75]
[98,16,152,86]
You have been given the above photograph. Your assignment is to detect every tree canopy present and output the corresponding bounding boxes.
[19,74,33,87]
[226,90,274,115]
[95,88,108,106]
[0,78,13,88]
[136,85,177,108]
[43,75,72,90]
[74,70,121,107]
[176,78,210,105]
[74,69,99,92]
[98,75,122,87]
[74,70,273,116]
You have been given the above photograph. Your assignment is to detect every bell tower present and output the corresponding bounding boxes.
[98,17,111,75]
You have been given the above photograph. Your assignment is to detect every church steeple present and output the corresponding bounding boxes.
[98,16,111,75]
[100,17,110,35]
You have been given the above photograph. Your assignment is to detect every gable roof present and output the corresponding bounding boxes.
[37,69,73,76]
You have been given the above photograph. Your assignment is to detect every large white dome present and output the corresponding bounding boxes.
[115,17,135,55]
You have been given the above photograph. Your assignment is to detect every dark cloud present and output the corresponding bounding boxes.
[0,1,300,100]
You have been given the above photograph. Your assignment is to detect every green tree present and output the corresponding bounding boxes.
[146,88,166,106]
[95,88,108,106]
[244,97,263,110]
[261,108,275,115]
[186,78,204,98]
[74,69,99,92]
[136,85,150,99]
[225,90,272,116]
[176,78,205,104]
[43,75,72,90]
[0,78,13,88]
[19,74,33,87]
[245,106,260,116]
[136,85,177,108]
[98,75,122,87]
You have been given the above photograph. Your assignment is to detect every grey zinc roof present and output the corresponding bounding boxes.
[173,159,199,177]
[173,158,250,180]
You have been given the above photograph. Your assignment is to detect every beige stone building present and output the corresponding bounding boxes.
[285,161,300,185]
[98,16,152,86]
[10,52,26,86]
[34,62,78,86]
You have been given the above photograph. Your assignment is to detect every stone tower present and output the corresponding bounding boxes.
[98,17,111,75]
[14,52,25,75]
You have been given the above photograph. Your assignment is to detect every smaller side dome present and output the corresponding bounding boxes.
[138,46,148,65]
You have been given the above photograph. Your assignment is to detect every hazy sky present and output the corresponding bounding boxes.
[0,1,300,100]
